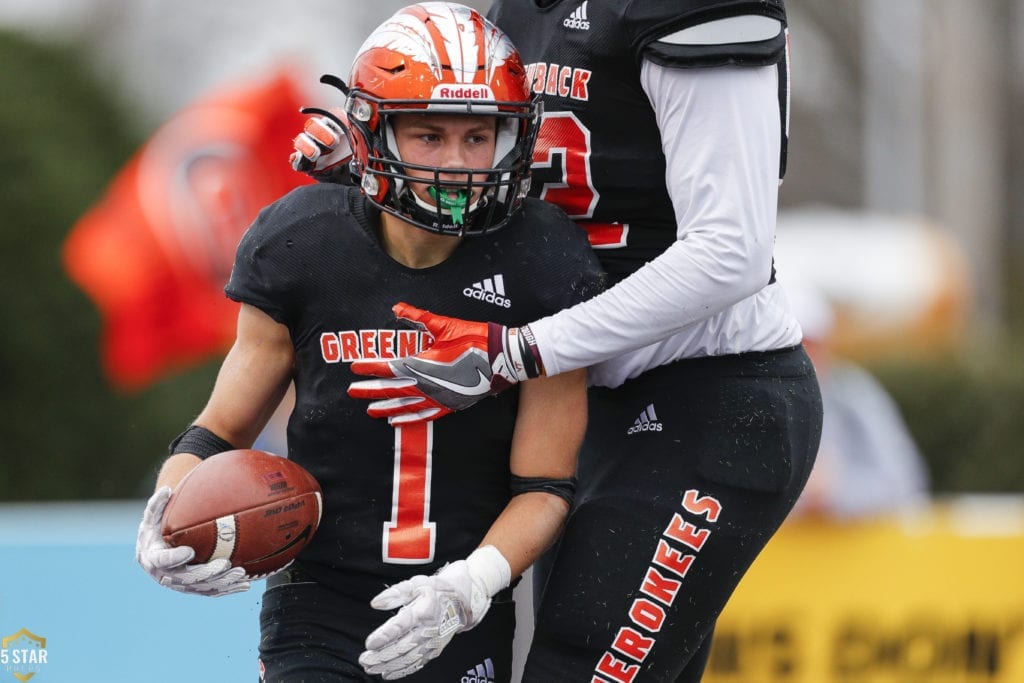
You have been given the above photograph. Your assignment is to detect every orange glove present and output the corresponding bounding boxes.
[348,303,544,425]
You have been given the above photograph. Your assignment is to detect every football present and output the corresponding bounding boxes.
[162,449,322,578]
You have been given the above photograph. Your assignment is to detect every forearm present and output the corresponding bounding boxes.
[155,452,202,490]
[479,491,570,579]
[153,304,294,493]
[490,369,584,577]
[193,349,292,449]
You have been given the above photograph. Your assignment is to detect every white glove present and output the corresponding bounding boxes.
[359,545,511,680]
[135,486,250,597]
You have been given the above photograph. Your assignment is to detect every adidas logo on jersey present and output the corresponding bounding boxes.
[462,657,496,683]
[627,403,662,434]
[563,1,590,30]
[464,274,512,308]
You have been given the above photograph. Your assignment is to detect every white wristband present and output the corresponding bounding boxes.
[466,545,511,598]
[505,326,545,381]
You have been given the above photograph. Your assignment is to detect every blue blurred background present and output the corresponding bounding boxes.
[0,501,261,680]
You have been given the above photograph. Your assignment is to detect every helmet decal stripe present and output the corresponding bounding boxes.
[427,3,477,84]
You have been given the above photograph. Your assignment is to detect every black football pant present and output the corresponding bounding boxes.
[524,345,822,682]
[258,566,516,682]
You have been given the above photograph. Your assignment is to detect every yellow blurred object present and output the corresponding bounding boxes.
[704,497,1024,683]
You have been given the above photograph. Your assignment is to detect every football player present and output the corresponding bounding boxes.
[297,1,825,681]
[134,4,604,681]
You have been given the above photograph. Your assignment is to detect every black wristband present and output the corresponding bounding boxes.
[169,425,234,460]
[509,474,576,506]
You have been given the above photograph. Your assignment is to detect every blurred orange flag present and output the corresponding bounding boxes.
[63,70,314,391]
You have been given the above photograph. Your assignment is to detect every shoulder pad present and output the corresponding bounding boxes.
[645,14,787,67]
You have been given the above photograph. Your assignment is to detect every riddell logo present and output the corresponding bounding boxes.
[464,274,512,308]
[432,84,496,100]
[627,403,662,434]
[563,1,590,30]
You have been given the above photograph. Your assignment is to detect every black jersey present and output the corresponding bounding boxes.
[225,183,604,601]
[489,0,788,284]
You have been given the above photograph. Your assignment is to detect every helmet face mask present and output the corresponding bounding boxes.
[336,2,541,237]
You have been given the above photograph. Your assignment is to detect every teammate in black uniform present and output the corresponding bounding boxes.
[302,1,824,681]
[134,4,604,682]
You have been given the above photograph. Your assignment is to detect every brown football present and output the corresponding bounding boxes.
[161,449,322,578]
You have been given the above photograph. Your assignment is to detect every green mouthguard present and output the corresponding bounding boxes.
[428,187,469,225]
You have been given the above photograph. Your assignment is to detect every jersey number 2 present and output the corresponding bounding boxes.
[382,422,435,564]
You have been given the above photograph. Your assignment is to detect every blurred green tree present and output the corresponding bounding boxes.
[0,30,218,500]
[873,348,1024,495]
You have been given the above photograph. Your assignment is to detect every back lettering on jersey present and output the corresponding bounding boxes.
[526,62,593,101]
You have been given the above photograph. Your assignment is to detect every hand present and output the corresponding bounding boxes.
[359,546,511,680]
[135,486,250,596]
[289,108,353,182]
[347,303,544,425]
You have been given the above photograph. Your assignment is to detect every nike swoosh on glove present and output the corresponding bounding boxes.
[135,486,250,597]
[347,302,544,425]
[359,546,511,680]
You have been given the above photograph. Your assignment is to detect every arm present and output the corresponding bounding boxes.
[360,369,586,679]
[480,368,585,578]
[529,62,782,375]
[136,304,295,594]
[157,303,295,488]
